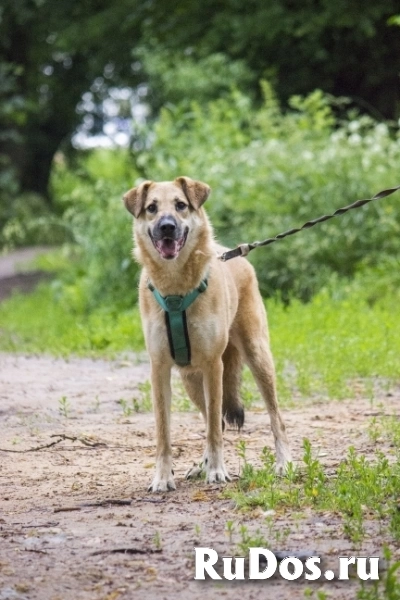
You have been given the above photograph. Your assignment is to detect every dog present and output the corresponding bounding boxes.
[123,176,291,492]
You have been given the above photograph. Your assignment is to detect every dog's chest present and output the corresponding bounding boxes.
[144,302,226,365]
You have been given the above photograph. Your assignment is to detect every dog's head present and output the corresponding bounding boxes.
[123,176,211,261]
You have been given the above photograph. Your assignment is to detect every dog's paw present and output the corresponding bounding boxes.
[206,466,232,484]
[275,459,292,477]
[185,463,204,480]
[275,444,292,476]
[148,474,176,492]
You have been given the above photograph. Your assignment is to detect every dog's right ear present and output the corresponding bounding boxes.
[123,181,153,218]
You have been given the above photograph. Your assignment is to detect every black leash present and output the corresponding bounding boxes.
[218,185,400,262]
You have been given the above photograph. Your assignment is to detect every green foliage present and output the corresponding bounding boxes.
[0,192,69,250]
[229,428,400,546]
[131,87,400,302]
[51,149,140,310]
[269,278,400,402]
[0,0,144,205]
[142,0,400,119]
[1,0,399,237]
[46,89,400,311]
[0,284,144,356]
[137,48,255,112]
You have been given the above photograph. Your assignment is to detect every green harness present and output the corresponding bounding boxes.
[147,277,208,367]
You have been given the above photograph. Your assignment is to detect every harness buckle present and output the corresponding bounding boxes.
[164,295,184,311]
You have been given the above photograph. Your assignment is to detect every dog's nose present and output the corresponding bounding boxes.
[159,217,177,236]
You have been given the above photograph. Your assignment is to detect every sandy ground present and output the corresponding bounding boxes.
[1,352,399,600]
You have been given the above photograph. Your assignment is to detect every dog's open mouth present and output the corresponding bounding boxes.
[151,229,188,260]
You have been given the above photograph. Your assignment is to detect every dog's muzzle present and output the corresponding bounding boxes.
[150,216,188,260]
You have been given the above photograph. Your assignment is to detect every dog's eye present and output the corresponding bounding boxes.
[146,203,157,214]
[176,201,187,211]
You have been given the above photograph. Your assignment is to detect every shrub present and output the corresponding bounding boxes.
[52,86,400,309]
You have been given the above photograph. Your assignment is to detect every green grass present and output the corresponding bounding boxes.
[0,280,399,401]
[268,286,400,402]
[230,438,400,544]
[0,284,144,356]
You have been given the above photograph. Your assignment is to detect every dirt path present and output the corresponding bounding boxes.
[1,353,398,599]
[0,247,54,301]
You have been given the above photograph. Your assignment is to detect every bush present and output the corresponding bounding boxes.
[52,86,400,309]
[51,149,140,311]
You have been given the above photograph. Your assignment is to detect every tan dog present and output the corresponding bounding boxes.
[123,177,291,492]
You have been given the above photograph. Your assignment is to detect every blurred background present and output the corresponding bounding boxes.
[0,0,400,397]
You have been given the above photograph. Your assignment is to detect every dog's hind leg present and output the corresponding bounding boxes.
[242,335,291,475]
[180,371,206,422]
[222,342,245,430]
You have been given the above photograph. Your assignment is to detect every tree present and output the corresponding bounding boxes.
[0,0,144,205]
[141,0,400,120]
[1,0,399,213]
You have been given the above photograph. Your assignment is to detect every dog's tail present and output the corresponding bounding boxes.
[223,399,245,431]
[222,342,245,431]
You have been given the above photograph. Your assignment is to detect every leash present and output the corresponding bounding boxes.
[218,185,400,262]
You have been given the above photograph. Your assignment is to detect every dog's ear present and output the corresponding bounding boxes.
[174,176,211,210]
[123,181,153,218]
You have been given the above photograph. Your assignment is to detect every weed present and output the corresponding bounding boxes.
[237,440,247,464]
[225,520,235,543]
[302,438,326,503]
[92,395,100,413]
[227,429,400,548]
[137,381,153,412]
[58,396,70,418]
[153,531,162,550]
[368,417,383,444]
[237,524,267,555]
[118,398,133,418]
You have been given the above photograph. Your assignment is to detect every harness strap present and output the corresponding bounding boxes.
[147,277,208,367]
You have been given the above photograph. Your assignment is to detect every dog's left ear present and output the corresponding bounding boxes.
[123,180,153,218]
[174,176,211,210]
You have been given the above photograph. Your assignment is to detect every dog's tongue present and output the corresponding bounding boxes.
[156,238,179,259]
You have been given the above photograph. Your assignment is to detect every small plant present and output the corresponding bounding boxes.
[302,438,325,503]
[118,398,133,417]
[367,417,382,444]
[172,377,192,412]
[225,520,235,543]
[237,440,247,464]
[137,381,153,412]
[194,524,201,538]
[237,524,268,555]
[153,531,162,550]
[58,396,70,418]
[92,395,100,413]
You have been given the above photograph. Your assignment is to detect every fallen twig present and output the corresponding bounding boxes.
[12,522,60,528]
[80,499,132,507]
[91,547,162,556]
[0,434,107,453]
[53,506,81,513]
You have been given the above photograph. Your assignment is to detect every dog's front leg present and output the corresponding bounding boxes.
[203,358,231,484]
[149,361,175,492]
